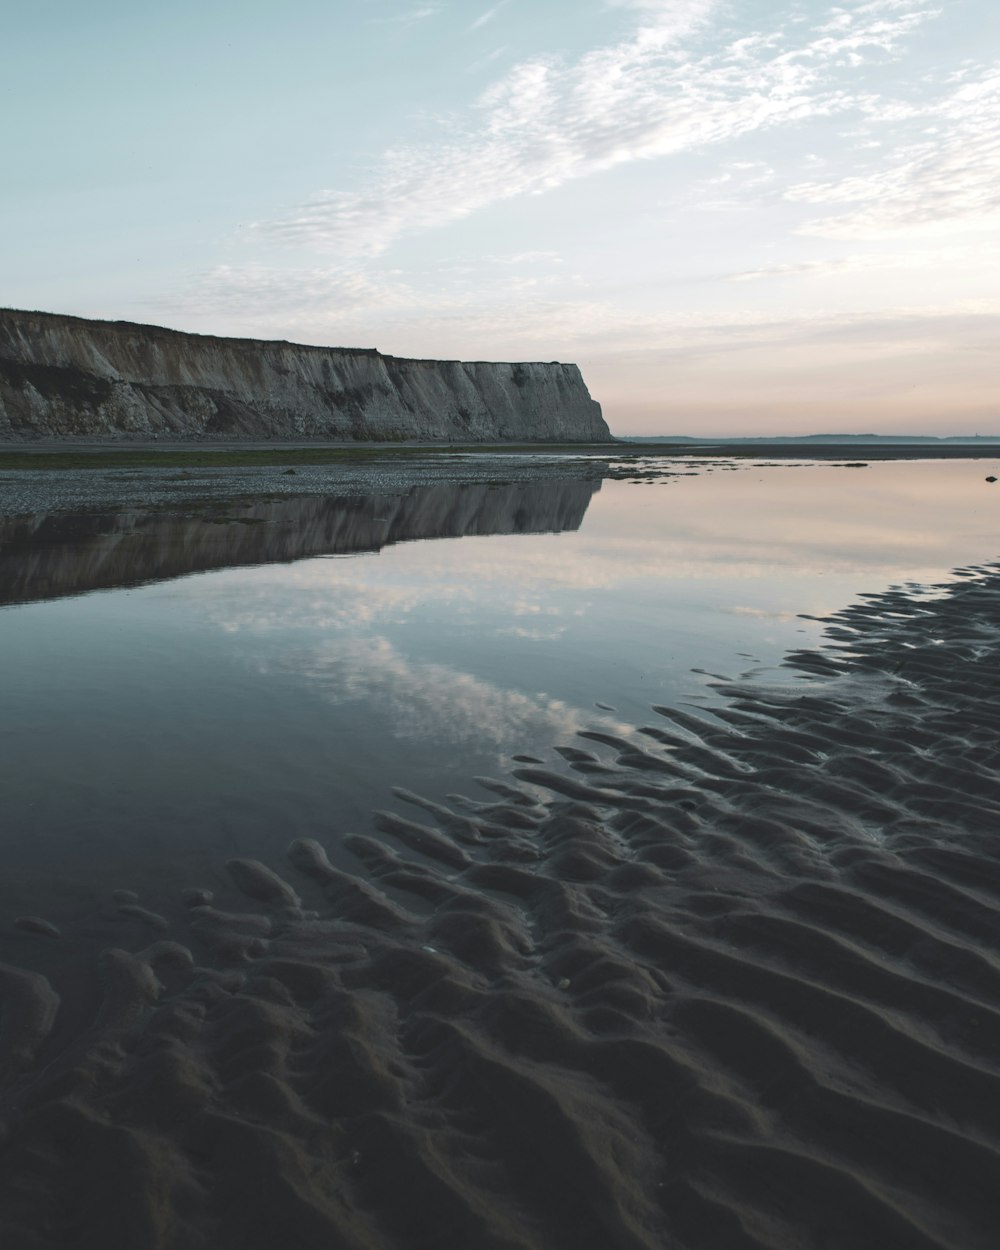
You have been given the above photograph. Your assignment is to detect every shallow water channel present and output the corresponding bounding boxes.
[1,457,997,963]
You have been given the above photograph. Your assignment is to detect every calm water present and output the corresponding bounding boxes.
[1,459,997,951]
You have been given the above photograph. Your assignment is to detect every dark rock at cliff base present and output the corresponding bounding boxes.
[0,309,611,443]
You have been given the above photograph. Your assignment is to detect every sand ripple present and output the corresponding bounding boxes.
[3,567,1000,1247]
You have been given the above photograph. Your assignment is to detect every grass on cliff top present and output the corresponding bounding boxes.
[0,443,630,471]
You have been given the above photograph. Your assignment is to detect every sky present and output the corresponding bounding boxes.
[3,0,998,435]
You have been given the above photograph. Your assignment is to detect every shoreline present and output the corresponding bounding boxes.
[2,563,1000,1246]
[2,443,998,523]
[2,437,1000,468]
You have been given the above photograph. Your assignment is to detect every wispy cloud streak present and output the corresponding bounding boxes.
[788,64,1000,237]
[467,2,506,32]
[371,3,443,26]
[254,0,941,256]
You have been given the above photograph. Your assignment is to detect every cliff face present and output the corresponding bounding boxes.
[0,309,611,442]
[0,479,599,605]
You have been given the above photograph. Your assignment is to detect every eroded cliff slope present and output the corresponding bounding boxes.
[0,309,611,442]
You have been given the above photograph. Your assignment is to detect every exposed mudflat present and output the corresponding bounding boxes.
[3,440,997,519]
[0,451,612,519]
[3,565,1000,1248]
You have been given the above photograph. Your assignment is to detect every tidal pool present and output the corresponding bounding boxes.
[0,458,997,964]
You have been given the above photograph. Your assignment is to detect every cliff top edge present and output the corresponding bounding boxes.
[0,307,577,371]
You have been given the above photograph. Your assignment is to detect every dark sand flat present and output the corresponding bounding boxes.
[3,567,1000,1247]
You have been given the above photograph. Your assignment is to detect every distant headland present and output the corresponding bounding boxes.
[622,433,1000,446]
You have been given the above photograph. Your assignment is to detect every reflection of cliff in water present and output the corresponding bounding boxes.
[0,479,599,606]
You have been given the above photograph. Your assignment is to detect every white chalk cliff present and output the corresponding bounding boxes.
[0,310,611,442]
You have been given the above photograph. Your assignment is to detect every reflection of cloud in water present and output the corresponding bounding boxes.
[178,463,1000,738]
[196,511,895,620]
[360,464,1000,594]
[726,605,804,621]
[210,583,433,633]
[511,600,563,618]
[271,636,632,750]
[197,561,577,640]
[498,624,568,641]
[196,565,479,635]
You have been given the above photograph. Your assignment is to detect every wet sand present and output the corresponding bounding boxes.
[3,565,1000,1248]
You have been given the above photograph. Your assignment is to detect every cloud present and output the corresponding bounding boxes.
[728,244,989,281]
[175,263,418,319]
[490,250,563,266]
[251,0,941,257]
[732,257,866,281]
[787,63,1000,237]
[370,3,443,26]
[171,252,1000,370]
[467,2,506,32]
[465,44,509,75]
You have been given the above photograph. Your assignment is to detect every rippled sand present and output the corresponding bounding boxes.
[3,566,1000,1248]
